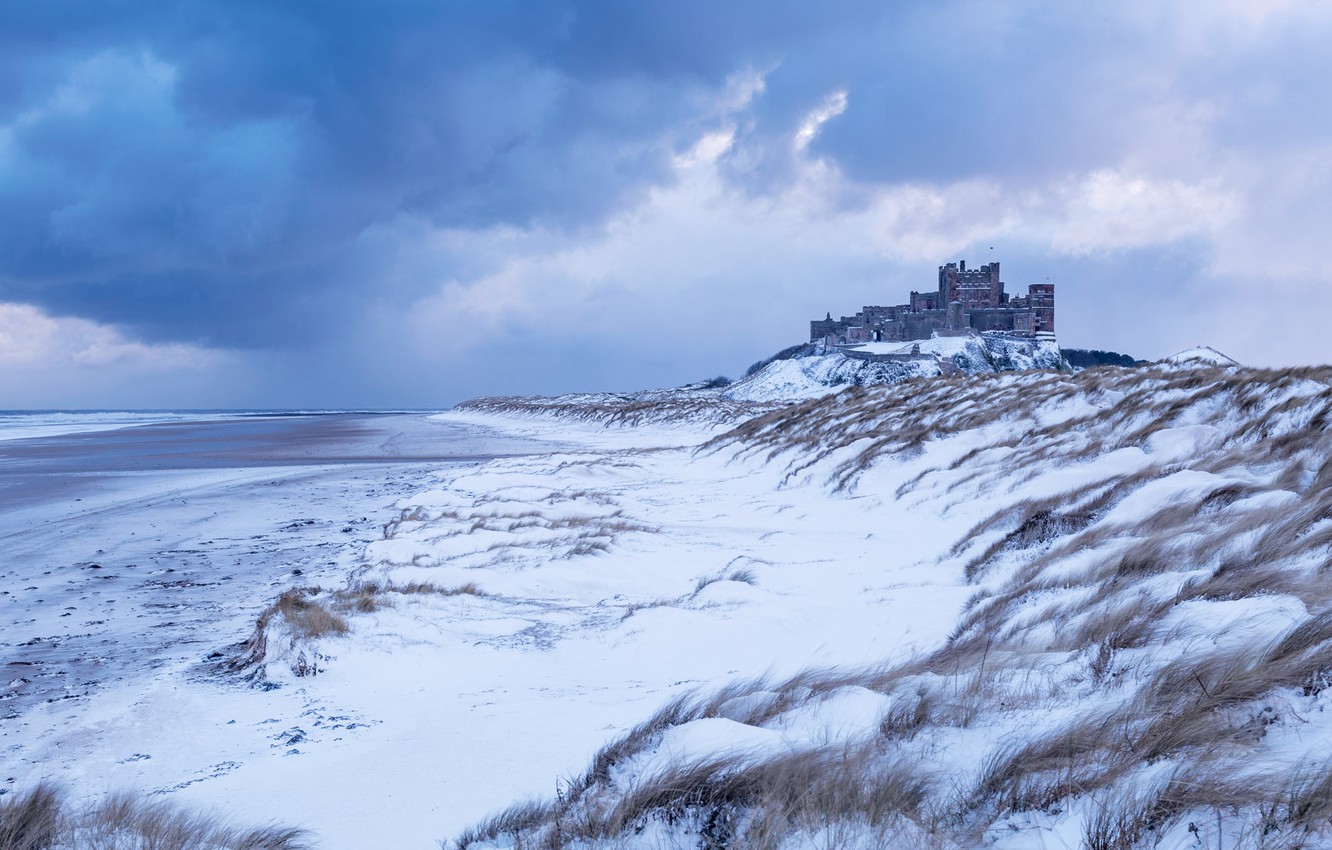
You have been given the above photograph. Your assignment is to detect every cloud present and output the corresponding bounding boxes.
[0,302,226,369]
[794,90,847,153]
[387,104,1244,389]
[0,2,837,351]
[1,0,1332,404]
[0,302,244,407]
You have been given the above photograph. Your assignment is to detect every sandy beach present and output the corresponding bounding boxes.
[0,413,566,729]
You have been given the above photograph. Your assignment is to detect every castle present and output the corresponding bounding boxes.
[810,261,1054,345]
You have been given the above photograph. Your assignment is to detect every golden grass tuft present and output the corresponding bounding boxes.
[272,587,350,639]
[0,783,310,850]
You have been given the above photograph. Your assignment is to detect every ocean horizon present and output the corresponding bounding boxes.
[0,408,450,443]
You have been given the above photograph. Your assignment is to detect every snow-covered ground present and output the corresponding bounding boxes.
[0,415,570,834]
[2,405,979,847]
[456,334,1067,422]
[9,353,1332,850]
[434,357,1332,850]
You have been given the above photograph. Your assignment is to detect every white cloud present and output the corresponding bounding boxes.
[1112,0,1332,56]
[390,120,1244,364]
[1036,170,1241,256]
[794,89,848,153]
[357,25,1332,384]
[0,303,251,407]
[673,130,736,169]
[0,302,227,371]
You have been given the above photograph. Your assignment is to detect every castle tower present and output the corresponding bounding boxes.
[938,262,957,306]
[938,260,1004,309]
[809,257,1051,345]
[1027,284,1055,334]
[987,261,1002,306]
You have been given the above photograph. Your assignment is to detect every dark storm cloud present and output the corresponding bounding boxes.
[0,0,867,346]
[0,1,1175,347]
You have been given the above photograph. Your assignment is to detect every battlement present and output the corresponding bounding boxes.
[810,260,1054,345]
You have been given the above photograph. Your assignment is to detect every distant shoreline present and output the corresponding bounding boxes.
[0,408,450,444]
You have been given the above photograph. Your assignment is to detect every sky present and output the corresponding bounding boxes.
[1,0,1330,408]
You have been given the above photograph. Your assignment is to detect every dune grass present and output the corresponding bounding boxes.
[451,363,1332,850]
[0,783,310,850]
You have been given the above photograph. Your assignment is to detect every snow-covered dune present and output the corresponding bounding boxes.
[429,361,1332,850]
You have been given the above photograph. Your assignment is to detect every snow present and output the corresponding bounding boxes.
[842,341,915,355]
[3,410,976,848]
[8,359,1332,849]
[1164,344,1241,366]
[845,335,973,358]
[455,335,1067,420]
[718,335,1066,404]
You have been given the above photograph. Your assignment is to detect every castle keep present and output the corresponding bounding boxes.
[810,260,1055,345]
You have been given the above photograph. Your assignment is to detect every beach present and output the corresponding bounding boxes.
[0,408,973,848]
[0,413,567,751]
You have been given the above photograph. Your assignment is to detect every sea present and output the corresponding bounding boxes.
[0,409,441,443]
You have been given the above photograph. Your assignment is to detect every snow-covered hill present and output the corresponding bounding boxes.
[725,333,1066,402]
[1166,345,1242,367]
[457,334,1068,426]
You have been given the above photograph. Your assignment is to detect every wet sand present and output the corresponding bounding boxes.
[0,413,561,508]
[0,413,562,732]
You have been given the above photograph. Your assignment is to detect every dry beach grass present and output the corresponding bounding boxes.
[447,361,1332,849]
[0,783,309,850]
[164,358,1332,848]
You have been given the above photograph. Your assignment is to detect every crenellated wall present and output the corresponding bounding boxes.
[810,259,1054,344]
